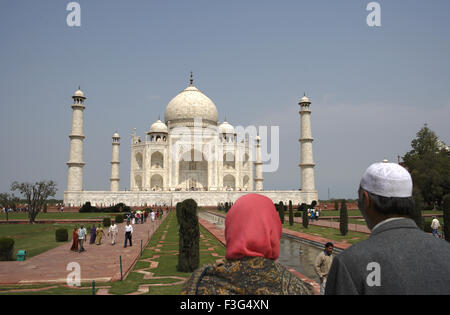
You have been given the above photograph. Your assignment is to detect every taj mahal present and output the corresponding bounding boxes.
[63,74,318,207]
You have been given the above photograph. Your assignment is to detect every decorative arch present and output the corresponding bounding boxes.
[223,152,235,169]
[243,175,250,190]
[150,174,164,191]
[135,152,143,170]
[135,174,143,191]
[151,151,164,169]
[223,174,235,190]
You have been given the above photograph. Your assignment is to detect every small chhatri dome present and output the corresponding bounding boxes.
[299,93,310,104]
[113,131,120,139]
[73,86,85,98]
[219,120,235,134]
[150,119,168,133]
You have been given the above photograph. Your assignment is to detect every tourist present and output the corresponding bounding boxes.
[136,212,140,224]
[315,210,320,221]
[124,221,133,248]
[314,242,334,295]
[70,225,79,252]
[89,225,97,244]
[310,210,315,222]
[95,224,104,245]
[325,162,450,295]
[431,217,441,238]
[181,194,313,295]
[78,225,87,253]
[108,221,118,245]
[151,210,155,222]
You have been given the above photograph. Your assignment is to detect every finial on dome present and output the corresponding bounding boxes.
[190,72,193,85]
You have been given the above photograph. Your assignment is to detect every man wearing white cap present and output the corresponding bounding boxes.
[325,162,450,295]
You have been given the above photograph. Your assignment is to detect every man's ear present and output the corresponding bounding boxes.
[363,190,371,210]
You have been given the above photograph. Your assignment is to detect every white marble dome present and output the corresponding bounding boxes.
[219,121,235,134]
[112,132,120,139]
[150,119,168,133]
[164,84,218,125]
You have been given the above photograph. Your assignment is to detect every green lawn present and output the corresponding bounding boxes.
[0,212,117,221]
[0,222,95,259]
[282,221,369,244]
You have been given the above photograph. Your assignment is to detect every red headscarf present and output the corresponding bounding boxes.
[225,194,282,260]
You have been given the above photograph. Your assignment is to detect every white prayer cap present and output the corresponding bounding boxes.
[360,162,413,198]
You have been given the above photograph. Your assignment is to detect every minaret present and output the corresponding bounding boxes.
[254,135,263,191]
[110,132,120,192]
[299,94,316,191]
[67,87,86,191]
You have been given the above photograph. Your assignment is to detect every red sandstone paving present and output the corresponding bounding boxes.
[0,215,167,285]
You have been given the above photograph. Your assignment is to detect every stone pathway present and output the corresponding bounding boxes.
[0,215,167,285]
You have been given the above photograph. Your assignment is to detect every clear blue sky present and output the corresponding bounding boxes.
[1,0,449,199]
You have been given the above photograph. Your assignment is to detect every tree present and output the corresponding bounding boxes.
[289,200,294,226]
[278,202,285,224]
[411,186,424,230]
[301,203,309,228]
[0,193,20,222]
[443,194,450,242]
[11,181,57,224]
[403,124,450,207]
[176,199,200,272]
[340,200,348,236]
[334,200,339,211]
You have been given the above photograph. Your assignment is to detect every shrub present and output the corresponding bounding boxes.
[289,200,294,226]
[302,207,309,229]
[278,202,285,224]
[412,187,424,230]
[103,217,111,227]
[177,199,200,272]
[115,214,124,224]
[55,229,68,242]
[294,212,302,218]
[340,200,348,236]
[334,200,339,211]
[0,237,14,261]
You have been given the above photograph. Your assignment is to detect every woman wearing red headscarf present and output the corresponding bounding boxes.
[181,194,313,295]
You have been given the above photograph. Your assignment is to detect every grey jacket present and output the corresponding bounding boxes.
[325,218,450,295]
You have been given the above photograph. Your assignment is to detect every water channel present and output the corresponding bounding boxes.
[199,211,332,283]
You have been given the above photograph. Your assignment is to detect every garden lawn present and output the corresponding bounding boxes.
[0,222,93,259]
[0,212,117,221]
[282,222,369,244]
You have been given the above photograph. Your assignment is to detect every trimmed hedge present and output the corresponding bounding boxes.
[79,202,131,213]
[115,214,124,224]
[177,199,200,272]
[0,237,15,261]
[55,229,68,242]
[103,217,111,227]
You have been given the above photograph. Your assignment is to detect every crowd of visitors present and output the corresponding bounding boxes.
[69,208,167,253]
